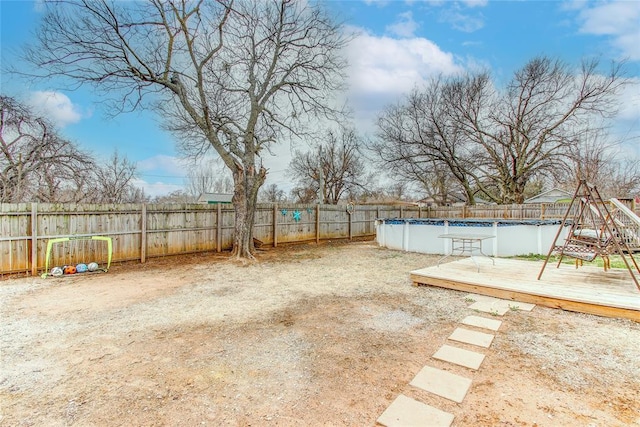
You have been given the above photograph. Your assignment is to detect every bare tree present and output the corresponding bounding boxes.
[564,129,640,198]
[607,158,640,198]
[372,57,627,204]
[0,95,93,202]
[24,0,348,259]
[259,183,287,203]
[289,186,318,204]
[87,150,146,203]
[372,82,481,204]
[153,189,196,203]
[452,57,626,203]
[185,163,233,198]
[289,127,367,204]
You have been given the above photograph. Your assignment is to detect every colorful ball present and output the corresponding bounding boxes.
[87,262,99,272]
[64,265,77,275]
[51,267,63,277]
[76,263,88,273]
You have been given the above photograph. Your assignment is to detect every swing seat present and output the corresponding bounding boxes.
[553,245,597,262]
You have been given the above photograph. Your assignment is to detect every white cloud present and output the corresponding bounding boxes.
[462,40,483,47]
[612,78,640,155]
[344,30,463,135]
[560,0,588,12]
[132,178,184,198]
[425,1,486,32]
[386,11,419,38]
[134,150,296,196]
[439,9,484,33]
[576,1,640,60]
[136,154,190,173]
[134,155,201,197]
[616,78,640,123]
[460,0,488,8]
[28,91,84,127]
[363,0,391,6]
[261,141,297,192]
[347,31,462,97]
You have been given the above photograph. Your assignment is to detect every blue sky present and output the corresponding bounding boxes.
[1,0,639,197]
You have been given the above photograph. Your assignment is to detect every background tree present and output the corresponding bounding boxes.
[289,127,367,204]
[25,0,348,259]
[185,163,234,198]
[289,186,318,204]
[153,189,196,203]
[451,57,626,203]
[0,95,94,203]
[259,183,287,203]
[373,57,627,204]
[563,129,640,198]
[372,82,480,204]
[87,150,147,203]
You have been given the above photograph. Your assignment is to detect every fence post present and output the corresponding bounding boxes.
[217,203,222,252]
[348,210,352,240]
[30,203,38,276]
[540,203,546,220]
[316,204,320,244]
[140,203,147,263]
[399,206,403,218]
[273,203,278,248]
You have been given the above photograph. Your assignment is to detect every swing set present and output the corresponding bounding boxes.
[537,180,640,291]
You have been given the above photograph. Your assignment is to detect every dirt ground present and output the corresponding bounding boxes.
[1,240,639,426]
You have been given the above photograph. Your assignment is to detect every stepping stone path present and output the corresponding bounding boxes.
[467,294,535,315]
[461,315,502,331]
[448,327,495,348]
[409,366,472,403]
[376,294,536,426]
[377,395,455,427]
[432,344,485,370]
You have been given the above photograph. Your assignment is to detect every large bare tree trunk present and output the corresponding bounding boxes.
[231,164,266,259]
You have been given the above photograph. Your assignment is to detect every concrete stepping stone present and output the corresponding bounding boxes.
[377,394,454,427]
[433,344,485,370]
[468,300,510,315]
[410,365,472,403]
[466,294,535,312]
[461,315,502,331]
[448,327,494,348]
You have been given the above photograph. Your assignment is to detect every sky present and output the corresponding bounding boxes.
[1,0,639,198]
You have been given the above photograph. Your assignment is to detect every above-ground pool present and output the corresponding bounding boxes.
[376,218,568,257]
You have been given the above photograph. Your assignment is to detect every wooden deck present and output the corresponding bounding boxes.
[410,258,640,322]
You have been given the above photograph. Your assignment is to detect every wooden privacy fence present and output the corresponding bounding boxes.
[0,202,390,275]
[2,201,637,275]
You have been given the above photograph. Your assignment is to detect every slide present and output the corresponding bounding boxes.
[609,198,640,249]
[610,198,640,227]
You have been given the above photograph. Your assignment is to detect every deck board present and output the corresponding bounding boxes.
[410,258,640,322]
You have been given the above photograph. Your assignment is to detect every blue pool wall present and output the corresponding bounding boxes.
[375,218,569,257]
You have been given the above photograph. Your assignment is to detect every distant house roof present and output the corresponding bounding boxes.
[524,188,572,204]
[197,193,233,204]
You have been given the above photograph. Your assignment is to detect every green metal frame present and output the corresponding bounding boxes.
[41,235,112,278]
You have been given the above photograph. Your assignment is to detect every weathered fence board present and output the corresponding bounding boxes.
[1,200,637,275]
